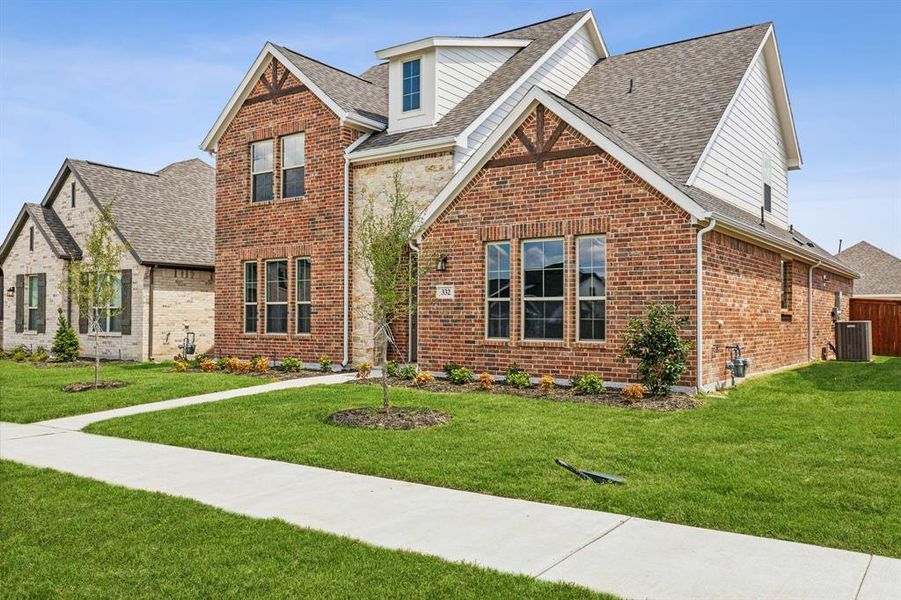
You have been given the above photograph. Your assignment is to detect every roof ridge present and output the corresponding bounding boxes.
[619,22,769,57]
[276,44,377,85]
[156,158,213,174]
[840,240,900,260]
[81,160,159,177]
[488,10,585,38]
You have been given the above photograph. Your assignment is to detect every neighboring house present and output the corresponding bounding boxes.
[203,10,856,389]
[837,241,901,356]
[0,158,216,361]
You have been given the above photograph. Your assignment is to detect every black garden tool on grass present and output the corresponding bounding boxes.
[555,459,624,485]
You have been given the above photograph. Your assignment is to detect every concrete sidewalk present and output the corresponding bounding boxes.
[36,371,355,431]
[2,421,897,599]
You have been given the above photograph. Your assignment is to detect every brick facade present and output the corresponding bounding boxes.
[213,59,360,363]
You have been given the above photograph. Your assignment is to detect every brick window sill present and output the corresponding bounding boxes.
[247,196,303,207]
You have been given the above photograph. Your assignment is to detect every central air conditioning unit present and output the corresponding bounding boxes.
[834,321,873,361]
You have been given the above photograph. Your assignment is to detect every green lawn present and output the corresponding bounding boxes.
[0,461,603,599]
[0,360,273,423]
[88,358,901,557]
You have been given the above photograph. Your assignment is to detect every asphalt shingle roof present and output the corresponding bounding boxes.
[23,204,81,259]
[836,242,901,295]
[68,158,216,268]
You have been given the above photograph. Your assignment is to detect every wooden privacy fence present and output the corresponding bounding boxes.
[850,299,901,356]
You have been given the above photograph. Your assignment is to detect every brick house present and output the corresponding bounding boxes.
[0,158,216,361]
[203,10,856,389]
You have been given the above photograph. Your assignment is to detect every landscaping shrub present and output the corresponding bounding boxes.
[199,358,217,372]
[619,302,691,397]
[443,362,461,378]
[173,359,188,373]
[51,309,79,361]
[30,346,49,363]
[318,355,332,372]
[233,359,252,374]
[281,357,302,373]
[0,349,6,360]
[622,383,646,403]
[216,356,231,371]
[355,361,372,379]
[225,356,242,373]
[505,367,532,389]
[476,372,494,390]
[386,360,400,377]
[573,373,605,395]
[448,367,473,385]
[413,371,435,386]
[11,346,28,362]
[538,375,556,394]
[250,356,269,375]
[398,364,418,380]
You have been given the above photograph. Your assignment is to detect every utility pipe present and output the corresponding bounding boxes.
[342,134,371,367]
[147,265,155,361]
[695,218,717,391]
[808,260,822,361]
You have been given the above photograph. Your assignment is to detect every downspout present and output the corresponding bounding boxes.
[695,218,717,391]
[343,133,371,367]
[147,265,155,361]
[807,261,822,361]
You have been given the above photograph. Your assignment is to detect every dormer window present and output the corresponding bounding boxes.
[402,59,421,112]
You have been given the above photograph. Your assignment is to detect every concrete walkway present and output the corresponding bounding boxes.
[2,421,898,599]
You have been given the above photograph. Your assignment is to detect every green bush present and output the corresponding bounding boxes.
[50,309,79,361]
[443,362,461,378]
[386,360,400,377]
[448,367,473,385]
[318,355,332,372]
[619,302,691,397]
[11,346,28,362]
[505,370,532,389]
[216,356,231,371]
[572,373,605,395]
[281,357,302,372]
[398,364,418,380]
[30,346,49,363]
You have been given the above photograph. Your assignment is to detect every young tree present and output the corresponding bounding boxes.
[619,302,692,397]
[354,170,438,411]
[59,203,125,386]
[51,308,80,361]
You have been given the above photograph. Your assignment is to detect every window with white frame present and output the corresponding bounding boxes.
[26,274,39,331]
[93,272,122,333]
[244,261,258,333]
[577,236,606,341]
[522,239,564,340]
[282,133,305,198]
[296,258,311,334]
[265,259,288,333]
[402,58,421,112]
[251,140,274,202]
[485,242,510,339]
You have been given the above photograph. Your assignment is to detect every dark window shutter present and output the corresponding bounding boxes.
[15,274,24,333]
[36,273,47,333]
[120,269,132,335]
[78,273,89,334]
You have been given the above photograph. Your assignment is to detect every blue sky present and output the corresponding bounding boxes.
[1,0,899,256]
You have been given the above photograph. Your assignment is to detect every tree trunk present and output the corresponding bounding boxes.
[94,326,100,387]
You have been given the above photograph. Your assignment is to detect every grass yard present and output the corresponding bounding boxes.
[0,360,273,423]
[88,357,901,557]
[0,461,603,599]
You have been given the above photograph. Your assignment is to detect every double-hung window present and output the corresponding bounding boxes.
[244,262,258,333]
[402,58,421,112]
[780,260,792,311]
[265,259,288,333]
[577,236,606,341]
[26,275,39,331]
[522,239,564,340]
[251,140,274,202]
[282,133,305,198]
[296,258,311,334]
[485,242,510,339]
[93,272,122,333]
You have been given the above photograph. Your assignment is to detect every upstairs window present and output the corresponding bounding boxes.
[522,239,564,340]
[296,258,311,334]
[71,182,76,208]
[265,259,288,333]
[251,140,274,203]
[764,183,772,213]
[485,242,510,339]
[27,275,39,331]
[402,58,421,112]
[244,262,258,333]
[282,133,305,198]
[577,236,606,341]
[29,226,34,251]
[780,260,792,311]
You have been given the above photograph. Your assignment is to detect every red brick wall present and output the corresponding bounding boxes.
[701,230,852,385]
[418,107,698,384]
[214,59,360,362]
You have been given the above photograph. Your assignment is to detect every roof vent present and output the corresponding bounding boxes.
[759,206,765,227]
[627,78,634,94]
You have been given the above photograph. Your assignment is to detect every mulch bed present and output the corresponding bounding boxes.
[349,377,701,411]
[62,380,129,393]
[326,407,452,430]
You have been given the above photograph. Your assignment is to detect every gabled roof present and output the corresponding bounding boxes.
[837,242,901,296]
[0,204,82,263]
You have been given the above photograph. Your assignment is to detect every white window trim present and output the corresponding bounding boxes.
[25,274,39,332]
[296,257,312,335]
[281,133,306,199]
[485,242,511,340]
[250,139,274,203]
[576,235,607,343]
[521,237,565,342]
[243,261,258,334]
[264,258,288,334]
[401,57,423,114]
[92,272,122,334]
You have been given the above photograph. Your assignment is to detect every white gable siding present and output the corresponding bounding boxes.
[435,47,517,121]
[456,24,599,166]
[693,52,790,228]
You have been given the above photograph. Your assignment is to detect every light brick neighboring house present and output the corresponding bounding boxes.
[0,158,216,361]
[203,10,857,389]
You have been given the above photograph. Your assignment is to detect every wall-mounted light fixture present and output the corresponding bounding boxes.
[436,255,448,272]
[5,287,14,298]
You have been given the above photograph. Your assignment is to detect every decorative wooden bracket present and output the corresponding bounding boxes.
[244,61,306,106]
[485,105,600,169]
